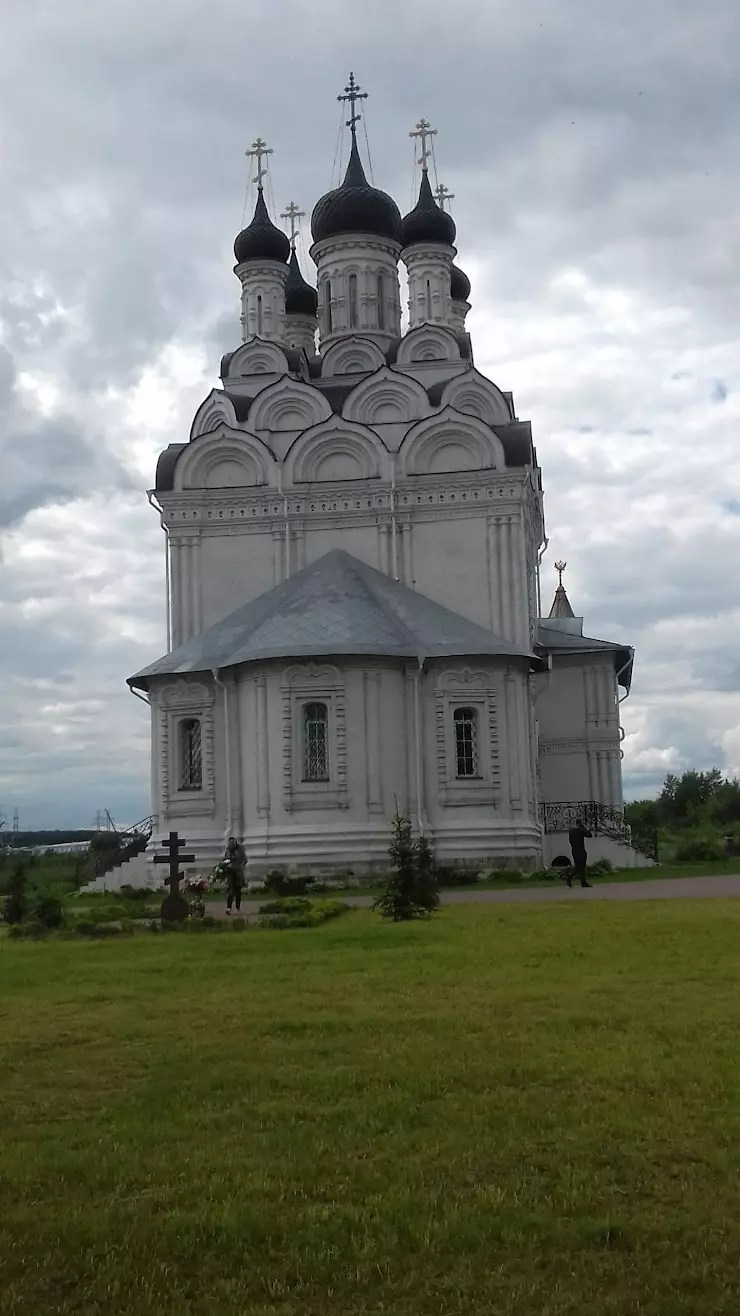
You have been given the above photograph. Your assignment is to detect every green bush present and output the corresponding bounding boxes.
[258,896,313,916]
[258,898,349,929]
[263,870,316,897]
[587,858,615,876]
[119,885,154,902]
[75,920,128,938]
[435,865,476,887]
[674,835,724,863]
[30,891,65,929]
[8,919,47,940]
[3,863,27,925]
[486,867,530,883]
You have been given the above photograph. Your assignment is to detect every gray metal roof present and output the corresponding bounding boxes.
[536,620,634,691]
[130,549,537,688]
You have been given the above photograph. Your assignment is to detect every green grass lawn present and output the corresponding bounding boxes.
[3,904,740,1314]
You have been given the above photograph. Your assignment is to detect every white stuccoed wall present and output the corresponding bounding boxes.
[148,656,541,872]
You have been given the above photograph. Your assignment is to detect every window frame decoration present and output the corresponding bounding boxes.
[435,669,500,808]
[281,664,348,811]
[157,679,216,818]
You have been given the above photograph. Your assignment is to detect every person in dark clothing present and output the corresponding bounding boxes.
[567,819,593,888]
[224,836,247,914]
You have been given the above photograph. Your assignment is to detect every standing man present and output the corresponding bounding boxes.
[224,836,247,915]
[567,819,593,889]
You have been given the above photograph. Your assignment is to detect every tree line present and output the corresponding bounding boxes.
[626,769,740,834]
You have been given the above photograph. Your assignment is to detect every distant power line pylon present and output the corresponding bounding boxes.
[12,808,19,836]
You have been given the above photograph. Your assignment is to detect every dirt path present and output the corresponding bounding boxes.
[218,873,740,919]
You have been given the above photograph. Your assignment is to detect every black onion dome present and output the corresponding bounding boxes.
[311,134,402,244]
[450,263,471,303]
[234,189,291,265]
[285,248,318,317]
[401,170,456,248]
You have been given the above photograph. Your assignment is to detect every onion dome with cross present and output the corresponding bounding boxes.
[234,139,291,265]
[280,202,318,317]
[400,121,456,248]
[311,74,402,244]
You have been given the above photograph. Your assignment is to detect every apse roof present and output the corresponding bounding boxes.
[536,619,634,690]
[129,549,538,688]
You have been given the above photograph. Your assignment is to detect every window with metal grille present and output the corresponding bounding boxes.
[302,702,329,781]
[178,718,202,790]
[453,707,479,778]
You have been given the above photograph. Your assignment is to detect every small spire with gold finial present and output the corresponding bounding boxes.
[549,560,575,619]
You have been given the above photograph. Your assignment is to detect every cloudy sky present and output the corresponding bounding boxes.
[1,0,738,828]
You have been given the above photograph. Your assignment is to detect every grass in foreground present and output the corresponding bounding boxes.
[2,904,740,1314]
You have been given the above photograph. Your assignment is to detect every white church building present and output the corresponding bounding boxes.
[129,78,645,874]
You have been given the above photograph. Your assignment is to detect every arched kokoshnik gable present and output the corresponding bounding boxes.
[283,415,390,484]
[397,408,505,477]
[247,377,332,433]
[340,365,431,425]
[173,427,276,490]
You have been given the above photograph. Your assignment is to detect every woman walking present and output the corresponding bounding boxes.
[224,836,247,914]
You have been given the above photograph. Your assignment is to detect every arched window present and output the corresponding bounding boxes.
[349,273,358,328]
[178,718,203,791]
[256,294,263,336]
[303,702,329,781]
[453,708,479,778]
[325,279,333,334]
[426,278,433,321]
[377,273,385,330]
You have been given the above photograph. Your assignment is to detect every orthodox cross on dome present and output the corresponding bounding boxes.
[555,560,567,586]
[337,71,368,136]
[434,182,455,210]
[280,201,304,249]
[245,137,273,190]
[410,117,438,173]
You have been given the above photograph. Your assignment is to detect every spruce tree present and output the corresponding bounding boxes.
[375,810,439,921]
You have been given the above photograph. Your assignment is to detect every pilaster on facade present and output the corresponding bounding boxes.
[401,242,454,330]
[169,531,202,649]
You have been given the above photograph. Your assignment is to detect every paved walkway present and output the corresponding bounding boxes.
[221,873,740,918]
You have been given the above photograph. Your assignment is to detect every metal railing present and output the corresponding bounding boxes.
[538,801,659,863]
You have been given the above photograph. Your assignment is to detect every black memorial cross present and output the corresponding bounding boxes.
[153,830,196,922]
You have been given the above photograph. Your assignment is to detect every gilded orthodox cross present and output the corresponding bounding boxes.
[245,137,273,190]
[280,201,304,250]
[410,117,437,172]
[338,71,368,135]
[555,560,567,587]
[434,182,455,210]
[153,829,196,922]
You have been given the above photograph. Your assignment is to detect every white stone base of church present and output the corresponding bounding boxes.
[542,833,656,869]
[144,814,545,878]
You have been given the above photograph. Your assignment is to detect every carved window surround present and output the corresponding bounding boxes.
[281,664,348,811]
[157,679,216,818]
[435,669,500,807]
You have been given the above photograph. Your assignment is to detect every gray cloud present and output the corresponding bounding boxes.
[1,0,739,821]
